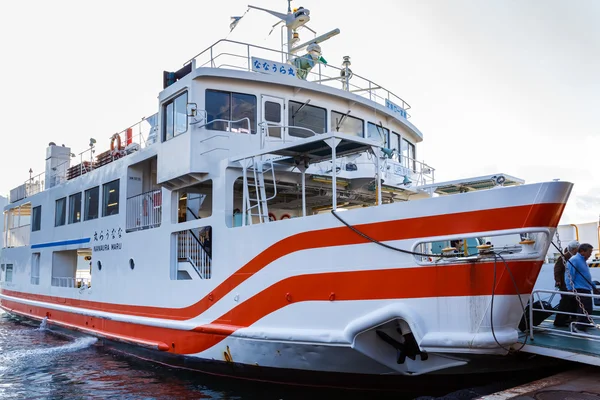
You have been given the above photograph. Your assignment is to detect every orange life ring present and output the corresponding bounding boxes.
[268,212,276,221]
[110,134,122,152]
[280,214,291,220]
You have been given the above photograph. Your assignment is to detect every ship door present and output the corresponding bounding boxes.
[261,95,285,143]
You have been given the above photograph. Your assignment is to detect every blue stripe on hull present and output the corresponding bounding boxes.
[31,238,91,249]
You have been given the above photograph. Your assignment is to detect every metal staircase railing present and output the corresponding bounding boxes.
[177,230,211,279]
[242,157,277,225]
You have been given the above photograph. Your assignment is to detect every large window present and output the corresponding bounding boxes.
[103,180,120,217]
[331,111,363,137]
[289,101,326,138]
[367,122,390,148]
[69,192,81,224]
[32,205,41,232]
[206,90,257,134]
[55,197,66,227]
[401,138,416,171]
[84,186,99,221]
[163,91,188,141]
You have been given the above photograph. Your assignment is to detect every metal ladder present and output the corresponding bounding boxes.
[243,157,277,225]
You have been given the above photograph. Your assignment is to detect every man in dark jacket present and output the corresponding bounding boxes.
[553,240,579,327]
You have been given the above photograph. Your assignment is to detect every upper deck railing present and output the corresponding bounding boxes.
[185,39,411,118]
[9,117,156,204]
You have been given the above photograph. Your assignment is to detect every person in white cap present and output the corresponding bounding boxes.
[553,240,579,327]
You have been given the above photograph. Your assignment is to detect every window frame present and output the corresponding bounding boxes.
[68,192,82,224]
[367,122,390,148]
[32,205,41,232]
[5,264,13,282]
[84,186,100,221]
[205,89,257,134]
[288,100,327,138]
[31,253,40,285]
[331,110,364,137]
[102,179,120,217]
[401,138,416,171]
[162,91,188,141]
[55,197,66,227]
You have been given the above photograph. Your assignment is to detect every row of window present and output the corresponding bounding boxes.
[161,89,416,161]
[31,180,120,232]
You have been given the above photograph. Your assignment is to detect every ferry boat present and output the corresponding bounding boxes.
[0,2,573,390]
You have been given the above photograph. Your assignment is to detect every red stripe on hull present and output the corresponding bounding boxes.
[0,203,563,321]
[2,260,542,355]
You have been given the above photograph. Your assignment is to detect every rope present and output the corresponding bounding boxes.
[330,209,529,353]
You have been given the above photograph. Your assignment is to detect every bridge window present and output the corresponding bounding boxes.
[367,122,389,148]
[289,101,326,138]
[331,111,363,137]
[55,197,66,227]
[205,90,257,134]
[84,186,99,221]
[32,205,41,232]
[163,91,188,141]
[400,138,416,171]
[69,192,81,224]
[103,180,120,217]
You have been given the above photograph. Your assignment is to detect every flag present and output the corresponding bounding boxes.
[229,9,249,33]
[230,16,243,32]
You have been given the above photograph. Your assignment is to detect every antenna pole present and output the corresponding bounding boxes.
[287,0,291,13]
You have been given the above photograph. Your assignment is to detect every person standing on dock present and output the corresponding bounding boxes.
[565,243,597,332]
[553,240,579,327]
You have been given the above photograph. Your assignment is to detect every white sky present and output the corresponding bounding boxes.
[0,0,598,224]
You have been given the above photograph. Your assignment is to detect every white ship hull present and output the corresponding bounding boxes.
[1,180,571,384]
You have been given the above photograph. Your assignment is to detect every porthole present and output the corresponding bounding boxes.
[129,258,135,270]
[97,260,102,271]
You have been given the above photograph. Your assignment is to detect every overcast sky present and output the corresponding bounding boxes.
[0,0,598,224]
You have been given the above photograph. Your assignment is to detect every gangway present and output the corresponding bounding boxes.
[517,288,600,366]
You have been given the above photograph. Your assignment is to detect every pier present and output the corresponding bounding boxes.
[479,288,600,398]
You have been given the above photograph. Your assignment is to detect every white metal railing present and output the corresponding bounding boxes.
[176,230,211,279]
[192,117,252,134]
[528,288,600,341]
[259,121,319,148]
[10,116,156,204]
[126,190,162,232]
[389,156,435,186]
[51,277,91,288]
[258,122,435,185]
[185,39,411,117]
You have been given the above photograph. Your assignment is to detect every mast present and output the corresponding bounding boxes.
[247,2,338,62]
